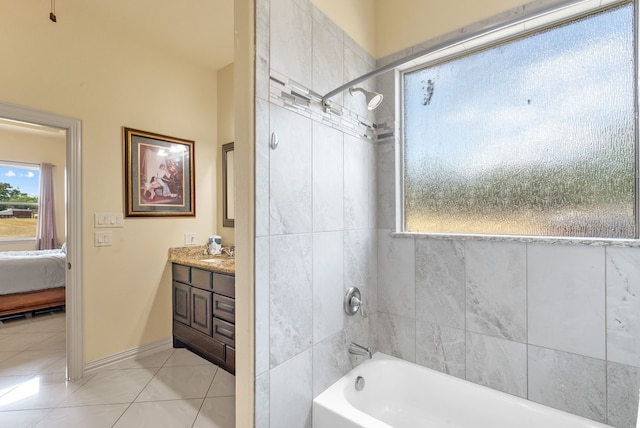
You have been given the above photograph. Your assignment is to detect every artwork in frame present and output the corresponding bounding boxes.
[123,127,195,217]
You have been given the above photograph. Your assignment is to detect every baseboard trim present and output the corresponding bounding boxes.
[84,336,173,375]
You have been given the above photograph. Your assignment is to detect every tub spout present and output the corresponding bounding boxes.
[349,342,372,359]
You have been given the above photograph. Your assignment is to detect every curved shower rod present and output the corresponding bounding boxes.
[320,0,591,113]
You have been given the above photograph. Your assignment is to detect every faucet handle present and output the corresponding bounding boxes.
[352,295,367,317]
[344,287,364,316]
[349,293,367,318]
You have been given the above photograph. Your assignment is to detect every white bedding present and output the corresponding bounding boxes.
[0,248,66,295]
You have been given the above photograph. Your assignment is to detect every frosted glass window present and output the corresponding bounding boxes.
[403,4,636,238]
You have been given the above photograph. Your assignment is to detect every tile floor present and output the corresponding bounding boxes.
[0,312,235,428]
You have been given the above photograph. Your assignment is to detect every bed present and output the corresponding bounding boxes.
[0,248,66,318]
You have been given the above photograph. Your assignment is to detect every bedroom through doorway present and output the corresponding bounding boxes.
[0,101,82,382]
[0,119,68,382]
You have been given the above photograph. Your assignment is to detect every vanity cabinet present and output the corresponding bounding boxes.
[172,281,190,325]
[172,263,235,374]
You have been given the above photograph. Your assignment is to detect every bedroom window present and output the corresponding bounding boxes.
[402,2,636,239]
[0,162,40,240]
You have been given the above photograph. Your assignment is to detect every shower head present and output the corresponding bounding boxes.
[349,87,383,110]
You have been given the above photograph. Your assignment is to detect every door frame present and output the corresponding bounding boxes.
[0,100,83,380]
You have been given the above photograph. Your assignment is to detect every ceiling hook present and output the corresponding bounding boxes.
[49,0,57,22]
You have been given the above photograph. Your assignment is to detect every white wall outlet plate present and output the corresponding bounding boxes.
[185,232,196,245]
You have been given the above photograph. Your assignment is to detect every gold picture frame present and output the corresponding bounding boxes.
[123,127,195,217]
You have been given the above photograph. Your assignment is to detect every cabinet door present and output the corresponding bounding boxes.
[190,287,212,335]
[172,281,190,326]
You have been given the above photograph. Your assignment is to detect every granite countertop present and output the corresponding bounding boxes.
[168,244,235,275]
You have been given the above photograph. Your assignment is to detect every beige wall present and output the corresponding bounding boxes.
[0,2,218,361]
[312,0,376,56]
[217,63,235,246]
[0,127,66,252]
[374,0,525,58]
[313,0,525,58]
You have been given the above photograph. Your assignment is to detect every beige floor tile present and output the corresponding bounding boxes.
[39,355,67,375]
[26,332,66,351]
[207,368,235,397]
[0,352,19,366]
[0,318,36,334]
[0,312,64,335]
[163,348,212,367]
[0,372,88,411]
[33,404,128,428]
[19,314,66,334]
[193,396,235,428]
[0,408,51,428]
[0,332,57,352]
[136,364,218,402]
[0,375,33,399]
[113,399,202,428]
[0,315,236,427]
[0,350,64,376]
[59,368,157,407]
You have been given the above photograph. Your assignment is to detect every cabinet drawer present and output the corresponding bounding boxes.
[213,273,234,298]
[213,294,235,323]
[213,318,235,347]
[172,264,190,284]
[191,268,212,290]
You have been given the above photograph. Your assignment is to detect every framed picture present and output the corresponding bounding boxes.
[123,127,195,217]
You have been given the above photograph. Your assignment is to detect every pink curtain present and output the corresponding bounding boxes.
[36,163,58,250]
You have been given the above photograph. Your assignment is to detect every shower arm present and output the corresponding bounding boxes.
[322,67,394,112]
[320,0,589,113]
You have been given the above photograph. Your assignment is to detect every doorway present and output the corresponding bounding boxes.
[0,100,83,381]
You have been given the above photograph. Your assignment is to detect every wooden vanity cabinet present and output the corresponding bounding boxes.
[172,281,190,325]
[172,263,235,374]
[190,287,213,335]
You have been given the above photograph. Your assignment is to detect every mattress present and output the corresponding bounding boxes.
[0,248,66,295]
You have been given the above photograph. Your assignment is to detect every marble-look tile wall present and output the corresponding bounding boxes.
[376,66,640,428]
[375,226,640,427]
[254,0,378,427]
[255,0,640,427]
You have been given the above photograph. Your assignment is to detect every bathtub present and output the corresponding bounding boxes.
[313,352,613,428]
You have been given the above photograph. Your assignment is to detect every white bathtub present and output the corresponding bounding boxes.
[313,352,613,428]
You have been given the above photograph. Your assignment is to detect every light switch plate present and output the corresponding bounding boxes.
[94,231,112,247]
[95,213,124,228]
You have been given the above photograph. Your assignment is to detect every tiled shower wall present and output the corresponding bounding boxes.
[255,0,640,427]
[373,229,640,427]
[254,0,379,427]
[374,6,640,427]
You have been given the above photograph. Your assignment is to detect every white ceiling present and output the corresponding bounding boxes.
[71,0,235,72]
